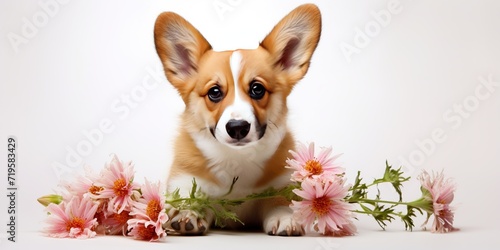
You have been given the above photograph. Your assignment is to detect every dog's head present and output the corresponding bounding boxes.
[154,4,321,148]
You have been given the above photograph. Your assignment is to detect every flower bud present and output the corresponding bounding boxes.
[37,194,63,206]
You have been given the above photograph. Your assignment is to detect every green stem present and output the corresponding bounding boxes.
[364,182,379,189]
[349,179,397,191]
[349,197,432,213]
[353,209,402,217]
[352,210,373,215]
[349,198,409,206]
[166,187,290,207]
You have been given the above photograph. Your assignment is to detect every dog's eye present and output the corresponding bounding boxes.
[208,86,223,103]
[249,81,266,100]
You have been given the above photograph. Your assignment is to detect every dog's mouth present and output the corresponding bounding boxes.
[210,122,267,147]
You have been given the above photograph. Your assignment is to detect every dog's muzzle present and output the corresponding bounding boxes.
[210,119,267,147]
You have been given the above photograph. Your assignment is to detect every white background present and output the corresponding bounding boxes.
[1,0,499,249]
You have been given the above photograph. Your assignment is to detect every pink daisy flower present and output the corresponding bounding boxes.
[44,196,98,239]
[127,179,168,241]
[291,176,356,235]
[128,224,163,241]
[418,170,457,233]
[92,154,140,214]
[59,165,103,201]
[95,210,133,235]
[323,221,357,237]
[286,142,344,182]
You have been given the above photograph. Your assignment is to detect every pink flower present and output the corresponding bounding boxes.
[92,154,140,214]
[418,170,457,233]
[59,165,103,201]
[128,224,163,241]
[322,221,357,237]
[286,142,344,182]
[95,210,132,235]
[44,196,98,239]
[127,179,168,241]
[291,176,356,235]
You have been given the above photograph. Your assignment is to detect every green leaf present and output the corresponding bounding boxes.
[348,171,368,202]
[189,178,198,199]
[373,204,396,229]
[371,161,410,201]
[211,207,243,228]
[400,206,423,231]
[359,203,373,213]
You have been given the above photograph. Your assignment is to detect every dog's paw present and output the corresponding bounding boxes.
[263,206,304,236]
[164,206,209,235]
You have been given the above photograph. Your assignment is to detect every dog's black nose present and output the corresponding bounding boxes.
[226,119,250,140]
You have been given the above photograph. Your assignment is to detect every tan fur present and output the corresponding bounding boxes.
[168,123,219,185]
[255,131,295,187]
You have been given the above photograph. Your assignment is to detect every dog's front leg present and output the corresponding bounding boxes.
[259,197,305,236]
[164,204,214,235]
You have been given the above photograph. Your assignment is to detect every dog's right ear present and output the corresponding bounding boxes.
[260,4,321,89]
[154,12,212,98]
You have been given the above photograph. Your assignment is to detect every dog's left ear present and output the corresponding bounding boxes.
[261,4,321,85]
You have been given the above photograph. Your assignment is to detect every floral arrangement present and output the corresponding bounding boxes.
[38,142,457,241]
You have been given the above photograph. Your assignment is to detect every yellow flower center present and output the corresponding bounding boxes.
[88,185,103,195]
[146,199,161,222]
[305,160,323,175]
[66,217,85,232]
[312,196,332,216]
[137,224,156,240]
[113,178,128,197]
[113,211,131,225]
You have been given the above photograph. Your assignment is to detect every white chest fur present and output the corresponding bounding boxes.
[168,127,289,198]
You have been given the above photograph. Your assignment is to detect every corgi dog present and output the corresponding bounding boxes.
[154,4,321,236]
